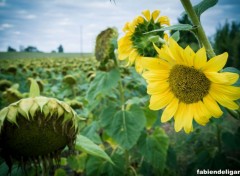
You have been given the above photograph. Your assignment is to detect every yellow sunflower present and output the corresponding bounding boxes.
[118,9,170,73]
[142,38,240,133]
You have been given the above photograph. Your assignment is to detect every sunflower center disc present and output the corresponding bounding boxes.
[131,20,164,57]
[169,65,211,104]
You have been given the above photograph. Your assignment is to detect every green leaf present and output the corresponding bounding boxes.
[138,128,169,173]
[81,121,102,144]
[100,105,146,150]
[144,24,194,34]
[67,153,87,173]
[75,134,113,164]
[28,78,40,97]
[102,151,126,176]
[143,107,158,130]
[86,68,120,101]
[86,156,105,176]
[54,168,67,176]
[193,0,218,18]
[171,31,180,42]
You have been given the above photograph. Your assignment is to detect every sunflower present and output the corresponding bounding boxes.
[118,9,170,73]
[142,38,240,133]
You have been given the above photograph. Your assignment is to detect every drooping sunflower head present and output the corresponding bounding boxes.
[142,38,240,133]
[118,10,170,73]
[0,96,78,173]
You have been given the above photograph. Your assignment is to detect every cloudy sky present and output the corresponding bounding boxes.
[0,0,239,53]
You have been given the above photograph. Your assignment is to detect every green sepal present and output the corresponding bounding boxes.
[0,107,9,122]
[29,102,39,118]
[63,111,73,124]
[35,97,49,112]
[28,78,40,98]
[47,99,59,116]
[18,98,34,119]
[57,105,65,118]
[6,106,18,126]
[59,101,72,113]
[42,104,50,118]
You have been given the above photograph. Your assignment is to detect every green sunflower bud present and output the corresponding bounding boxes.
[0,96,78,173]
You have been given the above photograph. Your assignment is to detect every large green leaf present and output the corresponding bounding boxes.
[193,0,218,18]
[86,68,120,101]
[100,105,146,150]
[138,128,169,173]
[75,135,113,164]
[81,121,102,144]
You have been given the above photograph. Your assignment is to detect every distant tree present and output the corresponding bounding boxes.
[212,21,240,69]
[171,14,199,51]
[24,46,39,52]
[58,45,64,53]
[7,46,17,52]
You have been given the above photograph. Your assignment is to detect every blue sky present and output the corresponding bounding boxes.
[0,0,239,53]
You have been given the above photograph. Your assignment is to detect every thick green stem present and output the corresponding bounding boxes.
[180,0,216,58]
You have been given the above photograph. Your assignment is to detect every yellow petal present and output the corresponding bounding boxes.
[168,38,184,64]
[210,90,239,110]
[205,72,239,85]
[142,70,169,82]
[154,44,176,65]
[142,10,151,21]
[202,52,228,72]
[211,84,240,100]
[149,90,174,110]
[193,102,210,125]
[128,50,138,65]
[135,57,143,73]
[161,98,179,123]
[141,57,170,71]
[147,81,169,95]
[183,104,194,133]
[151,10,160,21]
[194,47,207,69]
[158,16,170,26]
[184,46,195,67]
[174,102,186,132]
[203,94,223,118]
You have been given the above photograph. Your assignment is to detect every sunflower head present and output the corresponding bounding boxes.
[95,27,118,70]
[142,38,240,133]
[0,96,78,173]
[118,10,170,73]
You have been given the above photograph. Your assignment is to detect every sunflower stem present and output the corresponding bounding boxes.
[180,0,216,58]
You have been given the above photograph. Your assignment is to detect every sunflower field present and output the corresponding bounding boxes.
[0,0,240,176]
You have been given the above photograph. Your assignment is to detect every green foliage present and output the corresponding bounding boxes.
[100,105,146,150]
[86,68,120,101]
[0,48,239,175]
[75,134,113,164]
[138,128,169,173]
